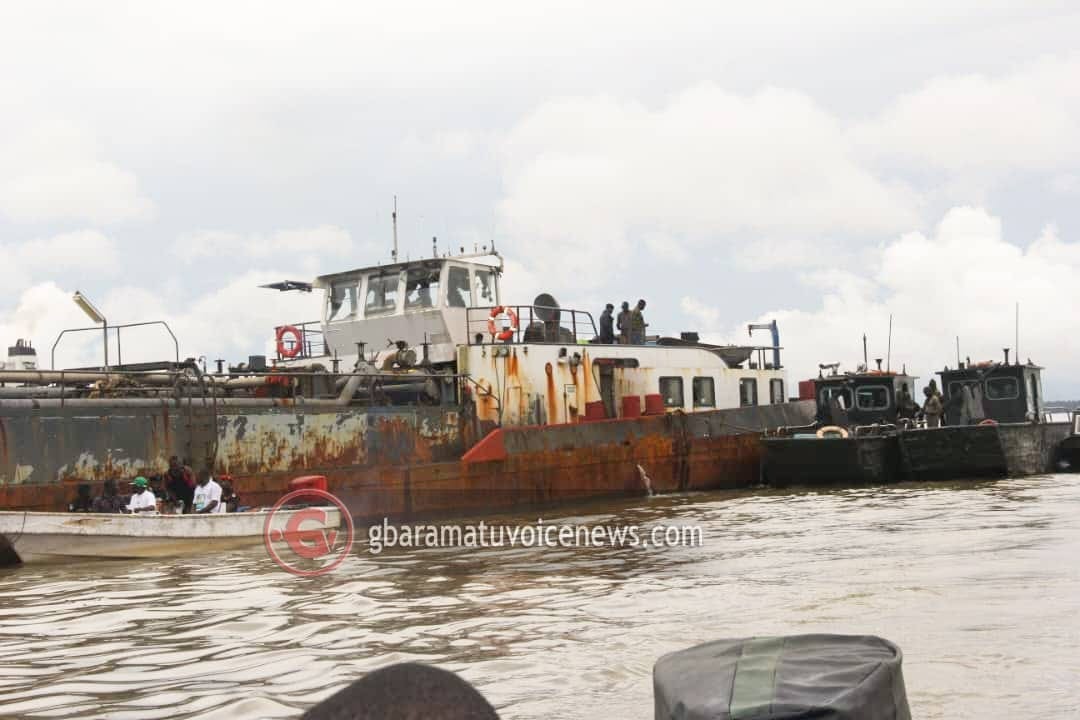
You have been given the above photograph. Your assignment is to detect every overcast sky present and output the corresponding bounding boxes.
[2,2,1080,396]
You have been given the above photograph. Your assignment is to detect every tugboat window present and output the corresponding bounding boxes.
[692,377,715,408]
[660,377,684,408]
[819,386,852,409]
[475,268,497,304]
[855,385,890,410]
[365,274,399,316]
[446,267,472,307]
[985,376,1020,400]
[770,379,784,404]
[405,267,440,310]
[739,378,758,407]
[327,279,357,322]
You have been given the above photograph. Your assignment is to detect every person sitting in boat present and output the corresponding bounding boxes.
[192,469,226,514]
[91,479,127,513]
[164,456,196,513]
[125,477,157,514]
[68,483,93,513]
[219,478,241,513]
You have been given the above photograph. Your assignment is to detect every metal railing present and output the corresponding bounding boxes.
[51,321,180,370]
[466,305,597,345]
[273,321,326,361]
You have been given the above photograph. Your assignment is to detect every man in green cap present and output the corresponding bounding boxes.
[126,476,157,513]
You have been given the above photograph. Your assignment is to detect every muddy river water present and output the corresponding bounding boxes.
[1,475,1079,718]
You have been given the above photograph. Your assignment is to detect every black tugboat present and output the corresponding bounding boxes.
[760,361,916,486]
[899,350,1070,480]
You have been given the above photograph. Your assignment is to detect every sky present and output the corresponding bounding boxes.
[2,1,1080,396]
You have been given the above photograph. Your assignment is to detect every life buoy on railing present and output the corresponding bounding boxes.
[276,325,303,358]
[978,418,998,426]
[816,425,850,439]
[486,306,519,342]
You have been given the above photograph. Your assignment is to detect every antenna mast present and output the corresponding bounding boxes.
[862,333,868,368]
[886,314,893,371]
[1015,301,1019,365]
[392,196,399,262]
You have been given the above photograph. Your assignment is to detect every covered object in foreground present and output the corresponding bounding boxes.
[654,634,910,720]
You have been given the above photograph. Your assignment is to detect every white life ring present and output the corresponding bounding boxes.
[816,425,850,439]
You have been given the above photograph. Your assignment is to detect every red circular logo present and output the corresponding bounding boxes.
[263,489,355,576]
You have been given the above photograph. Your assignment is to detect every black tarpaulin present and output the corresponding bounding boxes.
[654,634,911,720]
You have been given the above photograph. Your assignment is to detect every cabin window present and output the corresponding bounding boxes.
[660,377,684,408]
[364,273,399,316]
[404,267,440,310]
[819,386,852,410]
[739,378,758,407]
[769,379,784,404]
[692,377,715,408]
[446,267,472,307]
[475,268,497,304]
[855,385,890,410]
[985,376,1019,400]
[327,279,358,322]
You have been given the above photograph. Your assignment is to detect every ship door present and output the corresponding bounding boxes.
[599,365,615,419]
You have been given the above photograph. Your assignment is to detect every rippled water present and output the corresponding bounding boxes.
[2,475,1080,719]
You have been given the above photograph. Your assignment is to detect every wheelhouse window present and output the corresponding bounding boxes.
[446,267,472,307]
[985,376,1020,400]
[327,279,358,322]
[474,268,497,305]
[739,378,758,407]
[769,379,784,404]
[692,377,715,408]
[365,273,399,316]
[819,386,852,410]
[660,377,684,408]
[404,267,440,310]
[855,385,890,410]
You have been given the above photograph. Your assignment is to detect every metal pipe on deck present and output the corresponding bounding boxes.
[0,370,178,385]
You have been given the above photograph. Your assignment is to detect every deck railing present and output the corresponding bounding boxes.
[466,305,598,345]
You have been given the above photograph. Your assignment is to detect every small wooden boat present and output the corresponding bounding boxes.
[0,507,342,566]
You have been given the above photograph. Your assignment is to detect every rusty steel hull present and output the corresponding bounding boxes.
[0,400,815,519]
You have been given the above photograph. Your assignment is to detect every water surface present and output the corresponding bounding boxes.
[1,475,1079,718]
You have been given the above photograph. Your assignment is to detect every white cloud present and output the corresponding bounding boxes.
[853,55,1080,176]
[496,86,921,293]
[690,206,1080,397]
[0,230,119,298]
[0,123,153,224]
[175,226,356,273]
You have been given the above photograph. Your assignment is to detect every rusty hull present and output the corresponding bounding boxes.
[0,400,816,519]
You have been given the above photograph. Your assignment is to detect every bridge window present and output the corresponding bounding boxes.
[475,268,497,304]
[855,385,890,410]
[660,377,684,408]
[692,377,715,408]
[819,386,852,410]
[365,273,399,316]
[985,376,1019,400]
[447,267,472,308]
[327,279,358,322]
[739,378,758,407]
[405,267,440,310]
[770,379,785,404]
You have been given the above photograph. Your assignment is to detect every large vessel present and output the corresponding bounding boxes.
[0,249,813,518]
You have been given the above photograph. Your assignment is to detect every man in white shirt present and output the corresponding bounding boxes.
[126,477,157,513]
[192,469,226,514]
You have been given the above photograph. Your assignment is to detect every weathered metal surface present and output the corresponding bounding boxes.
[762,436,900,487]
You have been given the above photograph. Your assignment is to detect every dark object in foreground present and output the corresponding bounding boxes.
[301,662,498,720]
[654,634,910,720]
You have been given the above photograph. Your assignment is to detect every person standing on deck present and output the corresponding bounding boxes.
[126,477,157,513]
[192,469,225,514]
[598,304,615,343]
[629,299,647,344]
[896,383,916,420]
[923,386,943,428]
[616,301,631,344]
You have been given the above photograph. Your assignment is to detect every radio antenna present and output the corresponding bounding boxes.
[1015,301,1019,365]
[886,314,893,371]
[391,196,399,262]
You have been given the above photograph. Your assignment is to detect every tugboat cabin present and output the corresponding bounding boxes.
[813,364,917,427]
[938,351,1044,425]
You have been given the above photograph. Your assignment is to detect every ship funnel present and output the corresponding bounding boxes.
[533,293,560,324]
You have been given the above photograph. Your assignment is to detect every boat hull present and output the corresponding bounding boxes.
[899,422,1070,481]
[0,508,341,565]
[761,435,899,487]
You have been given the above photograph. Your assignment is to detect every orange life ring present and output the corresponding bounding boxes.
[276,325,303,358]
[486,306,519,341]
